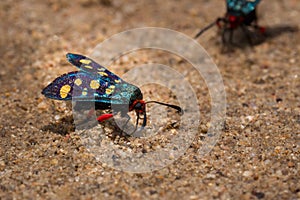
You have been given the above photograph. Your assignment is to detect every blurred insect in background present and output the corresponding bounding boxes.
[195,0,265,45]
[42,53,182,134]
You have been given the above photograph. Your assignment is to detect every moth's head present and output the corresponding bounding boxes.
[130,100,146,114]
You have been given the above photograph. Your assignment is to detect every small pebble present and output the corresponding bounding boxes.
[243,171,253,177]
[51,159,58,165]
[54,115,61,121]
[0,160,6,171]
[37,101,48,110]
[287,161,295,167]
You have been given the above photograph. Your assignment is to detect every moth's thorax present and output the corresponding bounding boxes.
[114,83,143,105]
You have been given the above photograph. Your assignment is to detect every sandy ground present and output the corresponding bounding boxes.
[0,0,299,199]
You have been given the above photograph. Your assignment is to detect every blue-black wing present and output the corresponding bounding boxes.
[41,71,123,104]
[66,53,123,85]
[226,0,261,15]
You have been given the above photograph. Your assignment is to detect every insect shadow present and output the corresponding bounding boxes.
[263,24,298,42]
[41,101,139,138]
[41,115,75,136]
[41,113,136,138]
[221,24,298,48]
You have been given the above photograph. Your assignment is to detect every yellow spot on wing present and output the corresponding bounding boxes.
[74,78,82,86]
[84,65,93,69]
[60,85,71,98]
[106,88,113,94]
[82,88,88,96]
[114,79,121,83]
[90,80,100,89]
[98,72,108,76]
[80,59,92,64]
[97,68,105,71]
[105,85,115,95]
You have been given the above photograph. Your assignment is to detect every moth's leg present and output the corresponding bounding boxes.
[241,24,253,46]
[134,113,140,132]
[229,28,234,44]
[135,112,147,133]
[220,28,228,52]
[222,27,232,45]
[140,112,147,130]
[228,28,239,47]
[221,28,227,44]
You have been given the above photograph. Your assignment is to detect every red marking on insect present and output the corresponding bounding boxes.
[97,113,114,122]
[129,100,146,113]
[229,15,237,22]
[259,27,266,34]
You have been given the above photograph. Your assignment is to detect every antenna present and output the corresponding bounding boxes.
[194,21,217,39]
[194,18,225,39]
[146,101,183,115]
